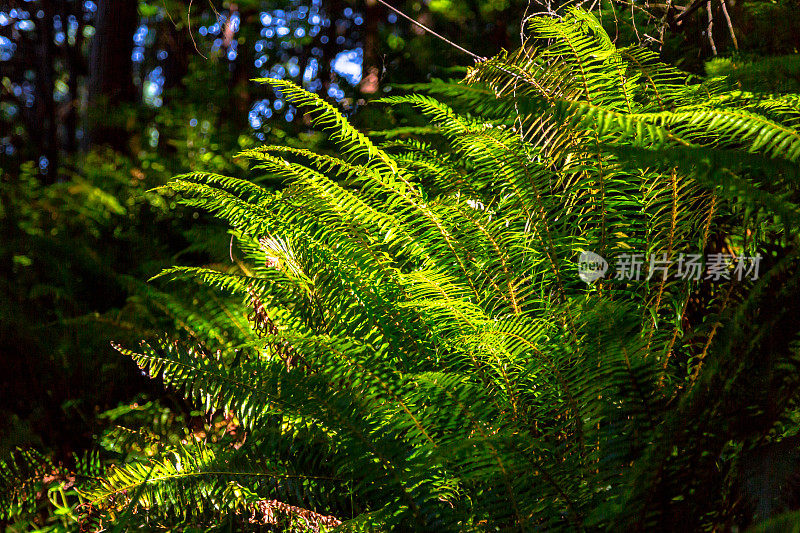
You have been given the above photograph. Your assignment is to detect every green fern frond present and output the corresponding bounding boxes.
[63,8,800,531]
[257,78,398,175]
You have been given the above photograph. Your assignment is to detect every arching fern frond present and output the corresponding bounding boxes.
[38,8,800,532]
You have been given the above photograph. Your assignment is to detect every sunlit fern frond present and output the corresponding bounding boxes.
[36,8,800,531]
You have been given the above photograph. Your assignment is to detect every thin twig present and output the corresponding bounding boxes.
[514,1,534,144]
[658,0,673,51]
[706,0,717,55]
[674,0,706,26]
[609,0,620,43]
[188,0,208,59]
[162,0,177,28]
[207,0,221,20]
[375,0,487,62]
[520,0,537,62]
[631,0,641,43]
[643,33,664,45]
[719,0,738,51]
[377,0,558,118]
[614,0,661,22]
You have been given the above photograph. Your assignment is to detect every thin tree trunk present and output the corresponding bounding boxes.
[37,0,58,182]
[61,0,86,155]
[87,0,139,152]
[359,0,381,96]
[320,0,344,96]
[227,5,256,133]
[706,0,717,55]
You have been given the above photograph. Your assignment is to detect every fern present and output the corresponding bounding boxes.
[6,8,799,531]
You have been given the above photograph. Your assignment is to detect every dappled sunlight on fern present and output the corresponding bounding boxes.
[4,8,800,531]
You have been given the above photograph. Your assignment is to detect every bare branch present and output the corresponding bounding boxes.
[720,0,739,51]
[706,1,717,55]
[375,0,487,62]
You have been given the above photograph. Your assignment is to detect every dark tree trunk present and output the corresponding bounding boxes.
[87,0,139,152]
[37,0,58,182]
[226,5,256,133]
[358,0,381,96]
[60,0,86,155]
[320,0,344,96]
[161,16,190,91]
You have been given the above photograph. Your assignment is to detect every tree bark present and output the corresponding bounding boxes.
[87,0,139,152]
[319,0,344,96]
[60,0,86,155]
[36,0,58,182]
[227,4,255,132]
[161,17,190,92]
[358,0,381,96]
